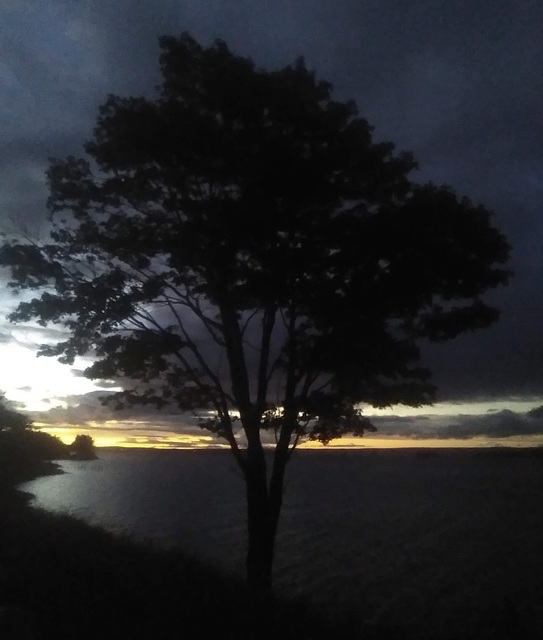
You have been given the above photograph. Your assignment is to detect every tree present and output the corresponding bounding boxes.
[0,33,510,590]
[70,434,97,460]
[0,394,68,482]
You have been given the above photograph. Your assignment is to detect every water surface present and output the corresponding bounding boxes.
[21,448,543,637]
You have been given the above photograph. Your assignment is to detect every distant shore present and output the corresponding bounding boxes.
[95,443,543,455]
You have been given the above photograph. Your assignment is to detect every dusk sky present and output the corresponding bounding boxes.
[1,0,542,448]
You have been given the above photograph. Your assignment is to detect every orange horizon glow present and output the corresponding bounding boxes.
[39,425,543,451]
[28,394,543,452]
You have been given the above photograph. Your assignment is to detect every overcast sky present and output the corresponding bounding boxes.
[1,0,542,445]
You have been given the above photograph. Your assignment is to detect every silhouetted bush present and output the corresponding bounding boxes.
[0,428,68,461]
[70,434,97,460]
[0,396,70,488]
[0,429,69,488]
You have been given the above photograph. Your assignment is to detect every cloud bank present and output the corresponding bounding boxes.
[30,387,543,446]
[2,1,543,414]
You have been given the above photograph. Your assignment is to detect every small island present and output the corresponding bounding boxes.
[69,434,98,460]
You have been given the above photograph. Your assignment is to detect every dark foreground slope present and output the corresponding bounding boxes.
[0,465,357,640]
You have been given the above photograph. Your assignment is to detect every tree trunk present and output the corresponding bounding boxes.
[245,475,275,592]
[244,449,287,592]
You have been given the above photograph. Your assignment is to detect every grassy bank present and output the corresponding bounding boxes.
[1,463,361,640]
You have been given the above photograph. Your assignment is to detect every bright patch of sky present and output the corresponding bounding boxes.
[362,398,543,418]
[0,340,114,411]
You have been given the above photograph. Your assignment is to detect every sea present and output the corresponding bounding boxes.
[20,448,543,638]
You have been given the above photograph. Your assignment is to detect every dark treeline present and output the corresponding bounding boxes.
[0,394,96,489]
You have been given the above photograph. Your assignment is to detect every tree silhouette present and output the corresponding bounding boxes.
[70,434,97,460]
[0,394,68,482]
[0,33,511,589]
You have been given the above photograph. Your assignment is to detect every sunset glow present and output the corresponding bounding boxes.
[38,420,543,451]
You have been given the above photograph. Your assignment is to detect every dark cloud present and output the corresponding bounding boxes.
[1,0,543,407]
[30,389,201,433]
[71,370,118,389]
[30,391,114,426]
[93,380,120,389]
[527,405,543,419]
[373,409,543,440]
[30,387,543,444]
[438,410,543,440]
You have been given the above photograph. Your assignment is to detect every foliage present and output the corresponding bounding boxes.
[0,33,511,586]
[0,394,69,485]
[0,428,69,460]
[70,434,97,459]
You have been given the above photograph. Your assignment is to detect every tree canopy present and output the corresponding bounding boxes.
[0,33,511,587]
[70,434,97,460]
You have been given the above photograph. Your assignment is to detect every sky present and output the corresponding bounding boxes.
[1,0,542,448]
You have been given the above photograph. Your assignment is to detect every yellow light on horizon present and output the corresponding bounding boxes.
[38,425,229,450]
[299,435,543,449]
[38,422,543,452]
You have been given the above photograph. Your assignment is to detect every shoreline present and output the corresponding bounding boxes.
[3,448,540,639]
[1,460,360,640]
